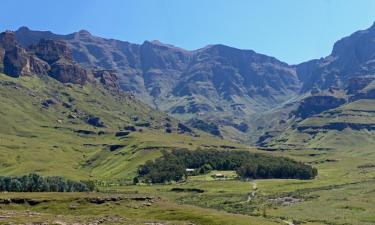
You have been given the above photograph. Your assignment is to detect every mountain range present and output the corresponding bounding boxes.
[3,22,375,144]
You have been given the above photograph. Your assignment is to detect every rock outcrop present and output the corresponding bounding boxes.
[0,31,50,77]
[29,38,90,85]
[29,39,73,63]
[0,31,91,85]
[292,89,347,119]
[93,69,120,90]
[188,119,221,136]
[346,76,375,101]
[49,61,89,85]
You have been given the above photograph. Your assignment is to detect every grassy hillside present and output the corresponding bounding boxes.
[0,73,242,182]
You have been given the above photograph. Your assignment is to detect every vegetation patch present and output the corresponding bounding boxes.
[135,149,317,183]
[0,173,94,192]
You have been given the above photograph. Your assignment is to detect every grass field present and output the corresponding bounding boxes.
[0,192,280,225]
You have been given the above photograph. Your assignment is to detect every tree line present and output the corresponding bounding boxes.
[135,149,317,183]
[0,173,95,192]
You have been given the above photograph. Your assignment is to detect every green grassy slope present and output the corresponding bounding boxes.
[0,73,242,182]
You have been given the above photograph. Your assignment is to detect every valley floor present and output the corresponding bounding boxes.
[2,143,375,225]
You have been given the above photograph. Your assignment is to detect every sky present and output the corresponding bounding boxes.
[1,0,375,64]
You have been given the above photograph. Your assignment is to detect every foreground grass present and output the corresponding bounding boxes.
[0,192,279,225]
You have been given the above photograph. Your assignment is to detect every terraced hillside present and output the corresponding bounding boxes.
[261,77,375,150]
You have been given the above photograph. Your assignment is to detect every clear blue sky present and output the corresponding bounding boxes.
[1,0,375,64]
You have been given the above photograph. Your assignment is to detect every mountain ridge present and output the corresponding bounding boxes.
[9,22,375,143]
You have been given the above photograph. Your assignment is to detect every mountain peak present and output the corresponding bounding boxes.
[142,40,189,53]
[16,26,31,32]
[78,29,91,35]
[143,40,176,48]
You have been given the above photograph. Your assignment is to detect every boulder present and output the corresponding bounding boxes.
[62,102,72,109]
[41,98,57,108]
[108,145,126,151]
[135,122,151,127]
[75,129,97,135]
[123,125,136,131]
[86,116,105,127]
[165,128,172,133]
[115,131,130,137]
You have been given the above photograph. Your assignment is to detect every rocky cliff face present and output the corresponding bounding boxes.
[292,88,347,119]
[0,31,92,85]
[29,39,73,63]
[0,31,50,77]
[93,69,120,90]
[29,38,91,85]
[347,76,375,101]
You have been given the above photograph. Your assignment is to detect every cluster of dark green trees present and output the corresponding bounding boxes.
[136,149,317,183]
[0,173,95,192]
